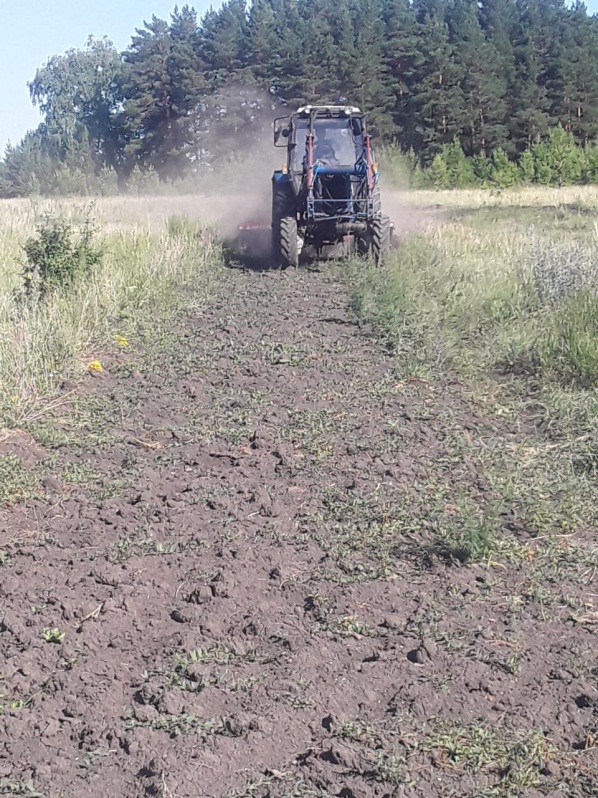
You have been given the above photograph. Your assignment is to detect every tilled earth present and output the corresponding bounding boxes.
[0,261,596,797]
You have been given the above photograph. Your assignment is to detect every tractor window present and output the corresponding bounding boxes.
[313,120,360,167]
[290,117,363,171]
[291,121,309,172]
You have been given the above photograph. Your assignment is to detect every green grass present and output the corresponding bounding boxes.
[0,454,39,505]
[328,714,580,798]
[347,195,598,557]
[426,723,555,796]
[350,211,598,387]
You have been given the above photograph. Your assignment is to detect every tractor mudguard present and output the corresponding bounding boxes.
[272,170,292,186]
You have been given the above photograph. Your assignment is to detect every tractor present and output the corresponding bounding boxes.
[271,104,391,268]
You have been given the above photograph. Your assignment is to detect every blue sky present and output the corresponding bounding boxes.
[2,0,598,152]
[0,1,216,152]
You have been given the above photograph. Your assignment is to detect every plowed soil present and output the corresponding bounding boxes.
[0,261,596,797]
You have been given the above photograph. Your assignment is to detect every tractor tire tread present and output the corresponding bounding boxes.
[371,215,391,265]
[279,216,299,269]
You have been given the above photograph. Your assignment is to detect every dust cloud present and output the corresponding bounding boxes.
[154,86,443,248]
[188,85,283,243]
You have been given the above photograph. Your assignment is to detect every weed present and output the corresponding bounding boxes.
[327,615,379,638]
[0,781,41,797]
[0,455,37,505]
[225,775,289,798]
[281,692,314,710]
[126,713,242,738]
[22,211,103,297]
[106,536,205,563]
[434,502,501,564]
[42,627,65,644]
[61,462,103,486]
[366,751,411,787]
[337,720,382,748]
[229,676,259,693]
[180,642,254,666]
[427,723,554,794]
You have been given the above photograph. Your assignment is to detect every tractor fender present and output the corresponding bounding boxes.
[272,170,292,186]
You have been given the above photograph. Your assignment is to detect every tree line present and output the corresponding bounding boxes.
[2,0,598,197]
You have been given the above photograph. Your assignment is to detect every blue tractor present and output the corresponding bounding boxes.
[271,104,391,268]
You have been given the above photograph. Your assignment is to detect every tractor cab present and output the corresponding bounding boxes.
[289,115,363,173]
[274,105,370,208]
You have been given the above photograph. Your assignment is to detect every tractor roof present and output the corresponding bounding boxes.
[295,104,362,117]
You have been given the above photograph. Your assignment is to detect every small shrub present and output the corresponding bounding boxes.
[519,149,535,183]
[532,125,582,187]
[22,211,104,297]
[430,153,450,189]
[443,139,476,188]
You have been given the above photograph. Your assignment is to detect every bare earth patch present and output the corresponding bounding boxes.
[0,261,595,797]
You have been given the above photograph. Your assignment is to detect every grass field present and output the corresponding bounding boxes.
[0,197,224,430]
[0,188,596,796]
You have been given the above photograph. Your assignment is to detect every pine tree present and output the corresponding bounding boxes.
[199,0,250,85]
[122,10,206,178]
[168,5,207,165]
[0,130,55,197]
[508,0,553,151]
[348,0,393,136]
[8,0,598,191]
[448,0,508,156]
[549,3,598,144]
[410,0,465,158]
[382,0,421,147]
[248,0,283,90]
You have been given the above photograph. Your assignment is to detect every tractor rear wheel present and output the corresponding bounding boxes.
[371,185,382,217]
[370,215,391,265]
[278,216,299,269]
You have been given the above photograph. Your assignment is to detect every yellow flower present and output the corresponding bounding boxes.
[88,360,103,372]
[114,335,128,347]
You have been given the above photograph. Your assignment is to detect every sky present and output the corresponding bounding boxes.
[0,0,216,152]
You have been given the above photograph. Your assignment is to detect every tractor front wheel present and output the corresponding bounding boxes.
[278,216,299,269]
[369,215,391,265]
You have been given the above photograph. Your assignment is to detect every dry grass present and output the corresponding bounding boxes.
[391,184,598,210]
[0,197,223,428]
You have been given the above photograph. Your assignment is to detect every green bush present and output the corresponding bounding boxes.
[532,125,582,186]
[430,153,450,189]
[22,211,104,297]
[489,148,519,188]
[519,149,535,184]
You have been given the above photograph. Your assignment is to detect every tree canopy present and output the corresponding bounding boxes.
[3,0,598,195]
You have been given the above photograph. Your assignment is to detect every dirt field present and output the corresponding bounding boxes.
[0,256,596,797]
